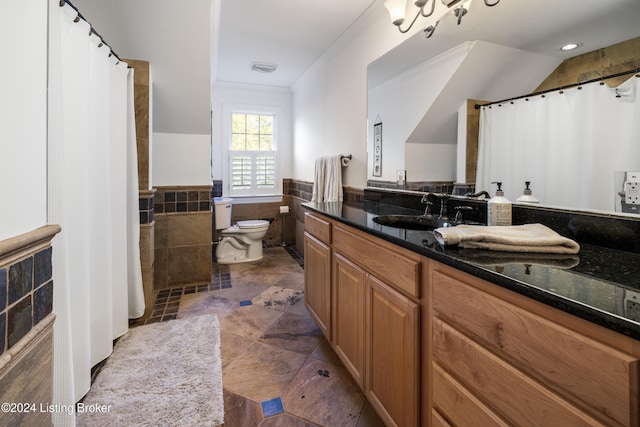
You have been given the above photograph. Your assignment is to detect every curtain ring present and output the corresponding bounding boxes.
[73,15,80,23]
[59,0,65,6]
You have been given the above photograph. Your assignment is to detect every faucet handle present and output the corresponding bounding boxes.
[454,205,474,223]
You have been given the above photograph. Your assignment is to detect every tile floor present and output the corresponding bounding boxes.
[131,245,385,427]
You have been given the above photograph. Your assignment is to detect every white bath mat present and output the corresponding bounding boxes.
[77,315,224,427]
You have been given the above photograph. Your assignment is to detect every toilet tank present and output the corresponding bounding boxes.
[213,197,233,230]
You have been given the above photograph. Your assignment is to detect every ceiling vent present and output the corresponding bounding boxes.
[251,62,278,73]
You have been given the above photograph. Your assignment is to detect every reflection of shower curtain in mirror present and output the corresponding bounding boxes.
[477,76,640,212]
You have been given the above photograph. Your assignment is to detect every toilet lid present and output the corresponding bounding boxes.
[237,220,269,229]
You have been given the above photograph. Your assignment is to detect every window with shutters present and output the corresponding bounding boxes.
[229,112,278,196]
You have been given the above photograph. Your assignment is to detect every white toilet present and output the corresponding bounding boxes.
[214,197,270,264]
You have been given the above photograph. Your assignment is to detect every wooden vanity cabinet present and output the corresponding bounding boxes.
[430,261,640,427]
[332,253,366,388]
[304,212,332,339]
[332,223,421,427]
[304,211,421,427]
[366,274,420,427]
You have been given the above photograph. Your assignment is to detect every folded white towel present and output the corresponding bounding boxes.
[434,223,580,254]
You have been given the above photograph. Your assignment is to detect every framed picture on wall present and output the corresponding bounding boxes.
[373,122,382,177]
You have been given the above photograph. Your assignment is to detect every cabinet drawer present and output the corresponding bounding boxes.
[433,318,602,426]
[333,224,420,298]
[432,269,639,427]
[432,363,509,427]
[304,211,331,245]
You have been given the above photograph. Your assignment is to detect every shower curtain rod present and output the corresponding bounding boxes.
[475,66,640,109]
[60,0,124,63]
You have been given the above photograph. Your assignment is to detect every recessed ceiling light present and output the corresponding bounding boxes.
[560,42,583,52]
[251,62,278,73]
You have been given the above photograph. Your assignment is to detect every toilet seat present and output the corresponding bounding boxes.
[237,220,269,229]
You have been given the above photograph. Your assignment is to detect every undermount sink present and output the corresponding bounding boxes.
[372,215,450,231]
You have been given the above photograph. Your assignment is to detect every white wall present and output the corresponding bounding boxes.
[0,0,48,240]
[405,143,456,182]
[71,0,211,135]
[153,133,212,186]
[211,83,293,195]
[291,5,417,188]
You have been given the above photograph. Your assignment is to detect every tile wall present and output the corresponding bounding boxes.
[0,231,56,355]
[154,185,213,289]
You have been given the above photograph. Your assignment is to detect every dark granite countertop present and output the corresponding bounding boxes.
[303,201,640,341]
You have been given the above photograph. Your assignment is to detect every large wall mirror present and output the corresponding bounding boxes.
[367,0,640,215]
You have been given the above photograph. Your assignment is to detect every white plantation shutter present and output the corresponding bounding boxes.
[230,151,276,195]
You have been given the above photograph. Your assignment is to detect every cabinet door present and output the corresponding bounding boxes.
[366,275,420,427]
[304,232,331,339]
[333,253,366,388]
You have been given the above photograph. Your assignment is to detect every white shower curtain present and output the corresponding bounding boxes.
[48,1,144,425]
[477,76,640,212]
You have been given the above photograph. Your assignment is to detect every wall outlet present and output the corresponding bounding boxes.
[624,172,640,204]
[396,170,406,185]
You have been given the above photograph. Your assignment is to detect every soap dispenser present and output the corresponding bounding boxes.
[487,182,512,226]
[516,181,540,204]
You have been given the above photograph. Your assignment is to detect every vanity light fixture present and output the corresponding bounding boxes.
[560,42,583,52]
[250,62,278,73]
[384,0,500,36]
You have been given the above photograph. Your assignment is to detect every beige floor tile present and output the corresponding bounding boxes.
[210,279,272,305]
[177,292,237,320]
[310,338,343,367]
[275,272,305,292]
[220,330,254,369]
[260,412,320,427]
[252,286,307,316]
[223,340,308,402]
[223,388,264,427]
[259,312,322,355]
[220,304,284,341]
[281,357,365,427]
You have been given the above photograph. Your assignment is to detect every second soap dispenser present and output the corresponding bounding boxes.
[516,181,540,204]
[487,182,512,226]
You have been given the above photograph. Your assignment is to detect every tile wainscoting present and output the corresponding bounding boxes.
[0,225,59,427]
[153,186,213,290]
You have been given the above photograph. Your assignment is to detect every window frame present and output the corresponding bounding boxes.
[221,104,282,201]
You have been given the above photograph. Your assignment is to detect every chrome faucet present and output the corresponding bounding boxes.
[420,194,433,217]
[454,205,473,224]
[465,190,490,199]
[422,193,450,220]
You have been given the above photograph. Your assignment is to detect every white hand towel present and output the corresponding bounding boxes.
[312,155,343,203]
[434,223,580,254]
